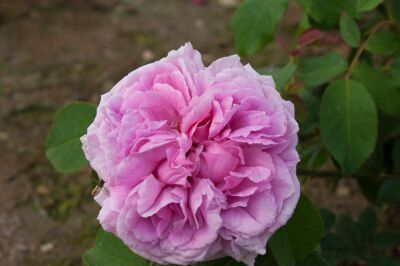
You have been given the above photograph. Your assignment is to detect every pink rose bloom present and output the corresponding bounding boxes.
[81,43,300,265]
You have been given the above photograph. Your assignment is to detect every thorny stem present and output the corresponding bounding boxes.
[298,168,399,180]
[345,20,396,79]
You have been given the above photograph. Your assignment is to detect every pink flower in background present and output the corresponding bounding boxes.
[81,43,300,265]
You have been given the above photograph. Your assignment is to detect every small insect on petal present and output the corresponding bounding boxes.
[91,179,105,197]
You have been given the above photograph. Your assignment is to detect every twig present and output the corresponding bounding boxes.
[345,20,396,79]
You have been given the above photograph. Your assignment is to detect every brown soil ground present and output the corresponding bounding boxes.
[0,1,376,265]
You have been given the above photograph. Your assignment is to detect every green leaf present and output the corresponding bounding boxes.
[83,229,149,266]
[299,53,348,87]
[392,57,400,88]
[297,0,340,28]
[320,79,378,175]
[394,0,400,29]
[365,256,400,266]
[231,0,288,55]
[340,14,360,47]
[366,31,400,56]
[265,63,297,92]
[356,0,383,12]
[377,177,400,203]
[298,143,329,170]
[363,139,384,175]
[357,176,381,202]
[375,232,400,249]
[320,208,335,234]
[352,63,400,115]
[335,214,365,259]
[357,208,377,242]
[380,114,400,141]
[256,248,279,266]
[320,233,349,263]
[341,0,359,17]
[393,140,400,172]
[285,194,324,261]
[298,90,321,136]
[46,102,96,173]
[296,252,328,266]
[269,228,295,266]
